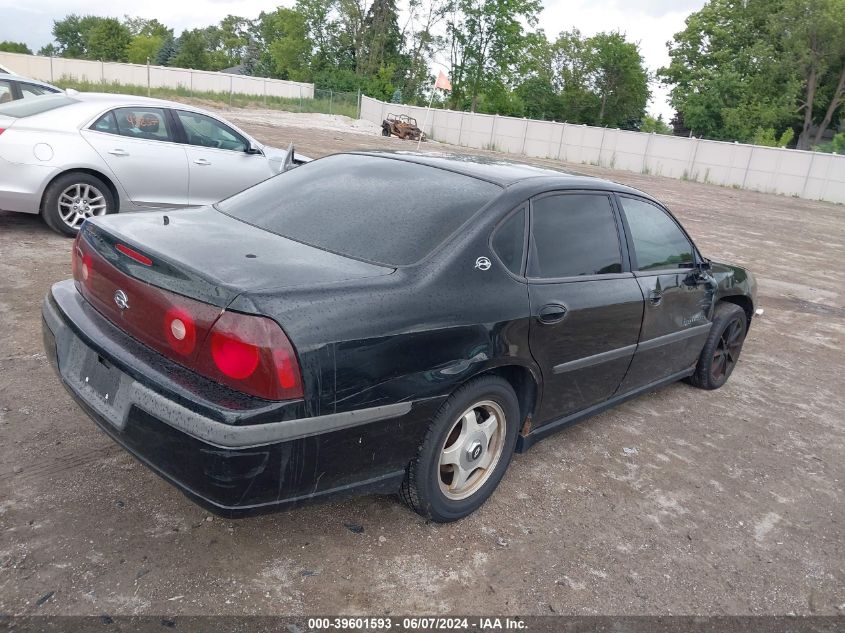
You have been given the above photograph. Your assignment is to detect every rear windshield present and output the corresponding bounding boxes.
[0,93,76,117]
[216,154,502,266]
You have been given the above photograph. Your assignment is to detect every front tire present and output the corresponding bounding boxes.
[42,172,115,237]
[381,126,391,137]
[400,376,520,522]
[688,303,748,390]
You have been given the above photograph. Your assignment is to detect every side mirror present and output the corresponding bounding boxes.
[698,258,712,272]
[245,142,263,155]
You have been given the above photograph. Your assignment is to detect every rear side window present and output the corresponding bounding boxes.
[0,93,76,117]
[619,197,694,271]
[113,107,174,142]
[20,83,56,98]
[217,154,502,266]
[528,194,622,278]
[492,207,526,275]
[0,80,13,104]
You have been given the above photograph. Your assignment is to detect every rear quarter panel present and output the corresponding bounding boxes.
[231,197,538,419]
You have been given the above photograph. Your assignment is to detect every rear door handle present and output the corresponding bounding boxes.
[194,158,211,166]
[537,303,568,325]
[107,149,128,156]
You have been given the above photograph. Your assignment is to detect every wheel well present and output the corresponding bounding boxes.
[476,365,539,436]
[41,169,121,214]
[719,295,754,329]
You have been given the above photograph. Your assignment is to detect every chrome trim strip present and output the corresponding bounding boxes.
[553,344,637,374]
[637,323,711,353]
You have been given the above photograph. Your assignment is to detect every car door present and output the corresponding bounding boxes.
[173,110,274,206]
[81,107,190,208]
[527,192,645,424]
[616,194,716,392]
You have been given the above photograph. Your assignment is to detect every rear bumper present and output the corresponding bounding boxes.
[0,157,57,214]
[42,280,438,515]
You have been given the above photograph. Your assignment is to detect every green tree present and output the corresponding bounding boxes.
[0,41,32,54]
[447,0,543,112]
[85,18,132,61]
[171,29,210,70]
[779,0,845,148]
[123,17,172,40]
[265,9,311,80]
[587,32,650,128]
[640,114,672,134]
[51,14,98,58]
[126,35,164,64]
[659,0,800,142]
[155,36,177,66]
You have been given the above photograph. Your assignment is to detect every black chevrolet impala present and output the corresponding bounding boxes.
[42,152,756,522]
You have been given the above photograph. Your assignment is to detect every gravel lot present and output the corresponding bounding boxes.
[1,108,843,617]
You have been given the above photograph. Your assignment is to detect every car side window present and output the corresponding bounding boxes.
[113,107,174,142]
[20,83,52,98]
[175,110,247,152]
[620,197,695,272]
[91,111,119,135]
[528,194,622,278]
[0,80,12,104]
[492,207,526,275]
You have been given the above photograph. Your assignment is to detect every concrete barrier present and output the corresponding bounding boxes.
[360,95,845,205]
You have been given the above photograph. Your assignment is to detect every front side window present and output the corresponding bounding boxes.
[620,197,695,272]
[176,111,247,152]
[528,194,622,278]
[492,207,526,275]
[113,107,174,142]
[91,111,119,134]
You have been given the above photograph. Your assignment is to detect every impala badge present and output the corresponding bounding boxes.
[475,257,492,271]
[114,289,130,311]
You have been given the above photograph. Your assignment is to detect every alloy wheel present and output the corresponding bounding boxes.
[57,183,108,230]
[438,400,506,501]
[712,317,744,381]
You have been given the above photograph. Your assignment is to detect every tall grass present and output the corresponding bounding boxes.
[53,78,360,119]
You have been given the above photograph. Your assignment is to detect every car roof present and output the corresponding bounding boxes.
[346,150,656,200]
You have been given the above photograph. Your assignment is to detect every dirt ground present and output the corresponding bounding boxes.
[1,108,843,617]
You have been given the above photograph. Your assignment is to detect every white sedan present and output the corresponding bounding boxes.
[0,92,307,236]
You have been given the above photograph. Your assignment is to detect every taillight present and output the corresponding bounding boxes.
[73,232,304,402]
[0,128,5,136]
[199,311,303,400]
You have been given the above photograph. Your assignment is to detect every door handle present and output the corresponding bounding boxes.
[107,149,128,156]
[194,158,211,166]
[537,303,568,325]
[648,290,664,306]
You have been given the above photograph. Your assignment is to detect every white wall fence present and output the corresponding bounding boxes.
[362,96,845,205]
[0,51,314,100]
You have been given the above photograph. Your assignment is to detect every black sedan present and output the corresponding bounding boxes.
[42,152,757,522]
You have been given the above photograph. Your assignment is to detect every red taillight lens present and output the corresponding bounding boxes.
[199,310,303,400]
[73,233,304,401]
[211,332,260,379]
[0,128,5,136]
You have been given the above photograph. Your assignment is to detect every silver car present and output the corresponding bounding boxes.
[0,92,305,236]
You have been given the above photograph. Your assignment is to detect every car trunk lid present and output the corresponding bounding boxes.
[82,207,394,309]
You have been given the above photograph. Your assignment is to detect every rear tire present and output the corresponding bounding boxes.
[400,376,519,522]
[688,303,747,390]
[42,172,115,237]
